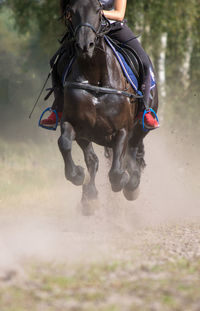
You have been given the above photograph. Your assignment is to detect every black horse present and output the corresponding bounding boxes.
[58,0,158,205]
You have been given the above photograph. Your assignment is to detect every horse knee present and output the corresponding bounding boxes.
[58,135,71,154]
[58,134,85,186]
[58,122,75,153]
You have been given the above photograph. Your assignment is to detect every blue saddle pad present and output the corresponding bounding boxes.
[104,36,156,95]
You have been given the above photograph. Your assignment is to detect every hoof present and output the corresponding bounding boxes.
[125,170,140,192]
[110,171,129,192]
[80,199,98,216]
[123,170,140,201]
[66,165,85,186]
[82,184,98,201]
[123,187,140,201]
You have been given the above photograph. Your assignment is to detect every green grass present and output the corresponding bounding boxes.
[0,251,200,311]
[0,139,62,202]
[3,257,197,310]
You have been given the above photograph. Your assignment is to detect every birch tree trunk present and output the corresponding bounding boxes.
[158,33,167,121]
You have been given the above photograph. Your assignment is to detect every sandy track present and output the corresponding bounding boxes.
[0,128,199,310]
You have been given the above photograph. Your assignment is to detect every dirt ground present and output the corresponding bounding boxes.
[0,127,199,311]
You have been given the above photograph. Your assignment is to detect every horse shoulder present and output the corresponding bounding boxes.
[104,43,125,90]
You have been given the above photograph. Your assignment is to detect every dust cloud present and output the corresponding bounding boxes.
[0,125,199,280]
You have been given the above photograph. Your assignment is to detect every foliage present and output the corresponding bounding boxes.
[5,0,64,55]
[0,7,50,142]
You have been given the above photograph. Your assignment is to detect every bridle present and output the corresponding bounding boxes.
[74,22,100,37]
[63,1,111,40]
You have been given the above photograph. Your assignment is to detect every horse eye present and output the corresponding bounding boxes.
[66,11,71,19]
[65,7,74,20]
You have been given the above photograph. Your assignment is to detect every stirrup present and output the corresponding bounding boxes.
[38,107,59,131]
[142,108,159,132]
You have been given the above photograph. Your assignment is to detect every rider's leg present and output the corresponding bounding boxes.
[41,47,68,127]
[108,24,159,129]
[40,66,63,126]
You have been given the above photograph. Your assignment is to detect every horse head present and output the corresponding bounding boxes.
[66,0,102,58]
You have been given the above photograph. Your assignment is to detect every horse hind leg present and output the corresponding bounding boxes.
[123,140,145,201]
[76,139,99,203]
[58,122,85,186]
[109,128,129,192]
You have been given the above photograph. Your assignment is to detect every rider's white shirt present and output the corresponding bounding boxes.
[100,0,116,23]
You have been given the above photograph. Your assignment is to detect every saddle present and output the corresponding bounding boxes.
[104,36,156,96]
[105,36,145,90]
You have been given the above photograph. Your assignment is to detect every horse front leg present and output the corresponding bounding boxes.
[76,139,99,203]
[58,122,85,186]
[109,128,129,192]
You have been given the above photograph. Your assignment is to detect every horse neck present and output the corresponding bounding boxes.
[76,38,110,84]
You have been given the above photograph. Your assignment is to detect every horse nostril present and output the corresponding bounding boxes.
[75,42,81,50]
[89,42,94,49]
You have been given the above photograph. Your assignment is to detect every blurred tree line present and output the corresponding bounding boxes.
[0,0,199,137]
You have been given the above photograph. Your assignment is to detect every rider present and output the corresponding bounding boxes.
[41,0,159,129]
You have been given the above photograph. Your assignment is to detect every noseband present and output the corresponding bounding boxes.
[74,23,99,37]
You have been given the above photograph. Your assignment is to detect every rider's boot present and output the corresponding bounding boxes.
[40,110,62,127]
[138,82,159,130]
[40,85,63,127]
[40,89,63,127]
[137,110,159,129]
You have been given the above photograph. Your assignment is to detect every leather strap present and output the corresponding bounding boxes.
[64,81,143,99]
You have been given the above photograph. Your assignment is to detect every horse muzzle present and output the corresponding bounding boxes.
[75,41,95,59]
